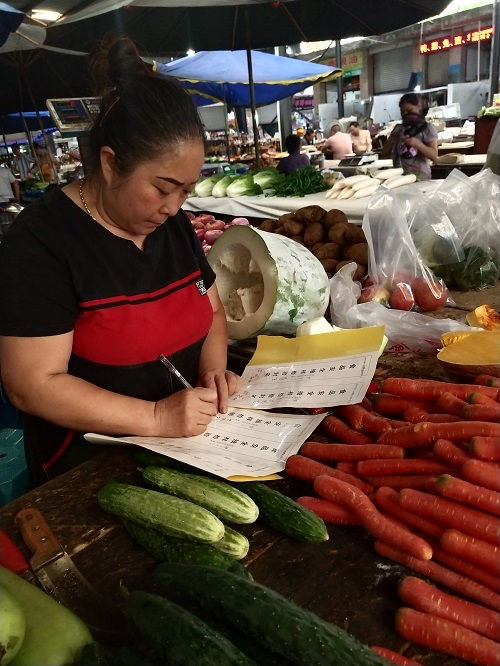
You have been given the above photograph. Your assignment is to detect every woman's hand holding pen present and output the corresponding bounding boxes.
[198,369,241,414]
[153,387,218,437]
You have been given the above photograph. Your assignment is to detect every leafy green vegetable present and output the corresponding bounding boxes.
[252,168,285,190]
[226,175,263,198]
[434,244,500,291]
[193,174,224,197]
[272,166,328,197]
[212,174,239,198]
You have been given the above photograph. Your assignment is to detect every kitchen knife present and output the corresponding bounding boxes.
[0,528,37,584]
[15,506,129,641]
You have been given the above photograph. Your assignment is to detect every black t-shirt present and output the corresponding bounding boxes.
[0,187,215,480]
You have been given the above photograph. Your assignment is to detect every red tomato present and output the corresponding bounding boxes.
[389,283,415,311]
[412,277,448,311]
[358,285,390,305]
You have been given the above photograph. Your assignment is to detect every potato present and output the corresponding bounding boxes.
[290,235,305,245]
[320,258,338,273]
[311,242,323,253]
[343,242,368,265]
[353,263,367,282]
[283,219,305,236]
[303,222,324,247]
[344,225,366,244]
[334,260,352,273]
[322,209,349,230]
[328,222,349,244]
[294,205,326,225]
[274,225,285,235]
[258,218,278,232]
[314,243,341,260]
[277,212,298,227]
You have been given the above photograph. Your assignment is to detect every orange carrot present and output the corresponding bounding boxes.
[431,542,500,593]
[395,607,500,665]
[357,459,452,477]
[474,374,500,388]
[314,475,432,560]
[433,439,471,466]
[335,461,357,474]
[464,403,500,422]
[370,646,421,666]
[462,459,500,491]
[371,393,432,416]
[366,380,380,395]
[399,488,500,545]
[300,441,404,462]
[365,475,439,490]
[296,496,359,525]
[398,576,500,641]
[337,404,393,436]
[468,391,500,407]
[378,421,500,447]
[377,426,431,448]
[440,529,500,577]
[435,474,500,515]
[382,377,500,401]
[373,487,443,538]
[374,540,500,610]
[285,455,373,494]
[322,415,373,445]
[403,407,459,424]
[436,392,468,417]
[470,436,500,461]
[307,407,329,415]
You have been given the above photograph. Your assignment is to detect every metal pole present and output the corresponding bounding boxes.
[489,0,500,104]
[245,9,260,169]
[335,40,344,118]
[223,98,232,163]
[275,46,292,150]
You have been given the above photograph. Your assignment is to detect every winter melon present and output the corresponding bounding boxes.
[208,226,330,340]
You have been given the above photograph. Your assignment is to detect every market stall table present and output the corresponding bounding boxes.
[432,153,488,178]
[2,285,498,664]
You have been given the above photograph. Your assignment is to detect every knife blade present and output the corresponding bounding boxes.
[0,528,37,584]
[15,507,129,641]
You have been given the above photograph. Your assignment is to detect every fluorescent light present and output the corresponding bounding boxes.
[187,49,196,57]
[30,9,62,22]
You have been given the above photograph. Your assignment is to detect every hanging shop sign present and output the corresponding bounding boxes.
[322,51,363,77]
[419,26,493,54]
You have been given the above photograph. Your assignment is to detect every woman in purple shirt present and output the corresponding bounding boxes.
[277,134,310,175]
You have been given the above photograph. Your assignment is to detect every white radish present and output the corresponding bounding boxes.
[325,188,340,199]
[352,184,381,199]
[351,178,382,193]
[373,168,404,181]
[384,174,417,189]
[337,187,354,200]
[341,175,374,186]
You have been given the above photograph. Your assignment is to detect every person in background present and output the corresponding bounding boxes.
[277,134,310,175]
[321,124,353,160]
[381,93,438,180]
[0,164,20,204]
[303,128,315,146]
[349,122,372,155]
[11,144,34,183]
[0,36,240,485]
[366,118,379,138]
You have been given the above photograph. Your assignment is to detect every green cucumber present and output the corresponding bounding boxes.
[123,519,235,570]
[97,482,224,544]
[213,526,249,560]
[0,565,92,666]
[228,560,253,581]
[155,564,389,666]
[125,590,255,665]
[239,482,328,543]
[134,449,206,475]
[142,466,259,524]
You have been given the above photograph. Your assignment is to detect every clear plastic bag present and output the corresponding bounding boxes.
[330,263,471,353]
[429,168,500,290]
[361,185,454,312]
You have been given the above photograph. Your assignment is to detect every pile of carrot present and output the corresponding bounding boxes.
[286,373,500,666]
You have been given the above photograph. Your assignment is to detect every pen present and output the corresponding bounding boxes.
[158,354,193,389]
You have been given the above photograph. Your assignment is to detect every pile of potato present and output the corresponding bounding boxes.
[257,206,368,279]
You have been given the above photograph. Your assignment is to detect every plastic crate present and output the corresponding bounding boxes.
[0,428,29,505]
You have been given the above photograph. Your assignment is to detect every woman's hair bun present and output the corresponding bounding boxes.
[90,35,152,95]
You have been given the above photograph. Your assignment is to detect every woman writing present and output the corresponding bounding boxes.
[0,37,239,485]
[381,93,438,180]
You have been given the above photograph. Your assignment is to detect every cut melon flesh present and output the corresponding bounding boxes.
[208,226,330,340]
[438,331,500,366]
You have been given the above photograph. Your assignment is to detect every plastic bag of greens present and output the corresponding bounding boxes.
[429,169,500,290]
[360,185,454,313]
[329,263,470,353]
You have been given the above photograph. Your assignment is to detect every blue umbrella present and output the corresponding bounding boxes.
[0,2,23,47]
[1,111,55,134]
[155,50,339,107]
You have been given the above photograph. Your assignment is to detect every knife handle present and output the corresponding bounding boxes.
[0,528,31,575]
[15,507,64,570]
